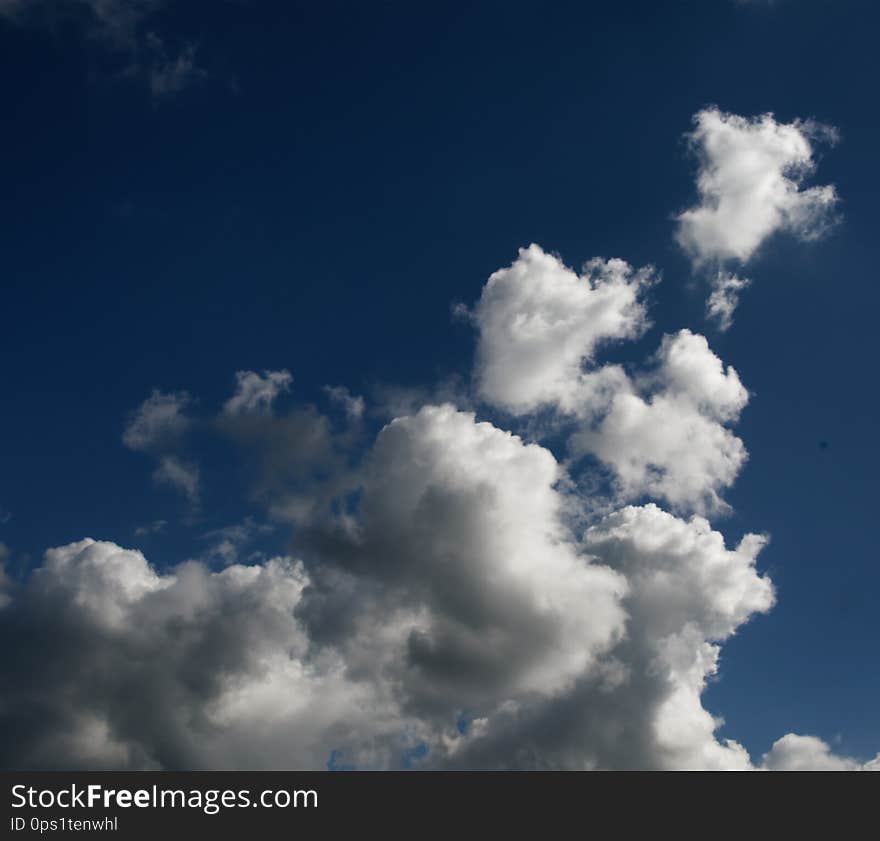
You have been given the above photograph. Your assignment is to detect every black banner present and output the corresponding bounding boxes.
[1,771,874,837]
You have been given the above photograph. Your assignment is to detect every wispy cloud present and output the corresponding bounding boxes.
[0,0,207,97]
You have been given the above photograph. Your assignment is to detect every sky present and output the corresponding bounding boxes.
[0,0,878,770]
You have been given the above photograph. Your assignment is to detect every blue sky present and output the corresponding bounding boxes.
[0,0,878,769]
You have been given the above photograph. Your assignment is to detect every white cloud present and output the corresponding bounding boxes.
[466,248,749,512]
[582,504,774,769]
[761,734,880,771]
[223,370,293,417]
[122,389,191,451]
[0,408,630,769]
[675,108,838,329]
[706,271,750,332]
[469,244,654,414]
[676,108,838,267]
[572,330,748,514]
[340,405,629,706]
[2,404,876,769]
[0,538,393,769]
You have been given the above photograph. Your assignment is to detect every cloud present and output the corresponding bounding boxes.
[123,390,199,504]
[466,252,748,513]
[297,405,628,719]
[0,402,632,768]
[217,404,349,522]
[0,468,800,770]
[571,330,749,514]
[0,0,205,97]
[675,108,838,328]
[468,244,655,415]
[200,517,276,567]
[223,370,293,417]
[0,186,869,770]
[439,502,775,770]
[706,271,750,332]
[676,108,838,267]
[122,373,351,520]
[323,385,365,420]
[761,734,879,771]
[12,239,868,770]
[0,401,875,769]
[152,455,199,504]
[135,32,205,98]
[134,519,167,537]
[0,538,395,769]
[122,389,191,451]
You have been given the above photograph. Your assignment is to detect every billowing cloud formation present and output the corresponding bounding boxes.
[0,124,868,773]
[675,108,838,329]
[0,538,388,769]
[572,330,749,513]
[298,405,628,715]
[676,108,838,266]
[223,369,293,417]
[467,249,749,512]
[469,244,654,414]
[3,401,874,770]
[762,734,880,771]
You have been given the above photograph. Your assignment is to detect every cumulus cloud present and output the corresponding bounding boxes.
[2,398,876,769]
[0,538,392,769]
[6,400,870,770]
[0,408,631,769]
[675,108,838,327]
[223,369,293,417]
[571,330,749,514]
[761,734,879,771]
[0,186,868,767]
[297,405,628,718]
[467,250,748,512]
[468,244,655,415]
[676,108,838,266]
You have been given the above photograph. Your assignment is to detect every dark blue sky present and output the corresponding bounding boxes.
[1,0,878,762]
